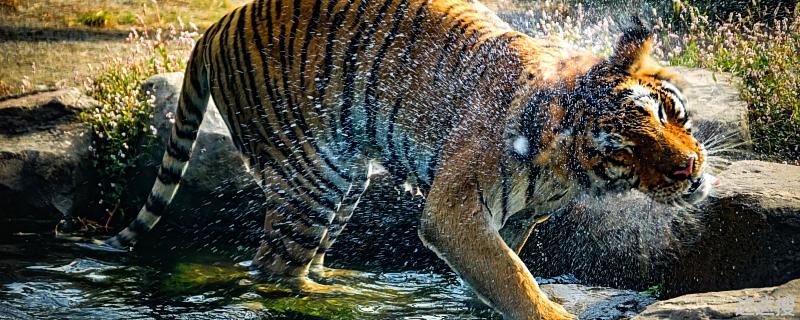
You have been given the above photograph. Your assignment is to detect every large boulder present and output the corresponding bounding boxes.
[0,89,97,234]
[635,278,800,319]
[663,160,800,296]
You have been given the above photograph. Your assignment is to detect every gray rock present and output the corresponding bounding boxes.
[542,283,656,320]
[0,89,97,233]
[635,279,800,319]
[137,73,255,193]
[662,160,800,296]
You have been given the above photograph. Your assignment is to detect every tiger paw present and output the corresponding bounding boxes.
[293,277,356,295]
[538,302,576,320]
[309,265,370,279]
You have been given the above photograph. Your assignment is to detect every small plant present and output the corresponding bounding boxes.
[119,12,137,25]
[80,22,198,228]
[77,10,114,28]
[640,283,665,298]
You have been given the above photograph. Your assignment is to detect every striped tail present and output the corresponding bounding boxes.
[105,51,209,250]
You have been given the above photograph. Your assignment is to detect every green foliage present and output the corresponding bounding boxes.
[80,25,198,226]
[664,1,800,160]
[640,284,665,298]
[77,10,113,28]
[119,12,137,25]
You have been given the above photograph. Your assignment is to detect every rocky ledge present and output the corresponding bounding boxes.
[0,89,97,234]
[635,279,799,320]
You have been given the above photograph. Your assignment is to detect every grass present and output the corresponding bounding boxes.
[2,0,244,31]
[0,0,248,93]
[640,283,665,298]
[0,40,129,97]
[0,0,19,11]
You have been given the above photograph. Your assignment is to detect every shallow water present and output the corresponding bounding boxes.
[0,234,506,319]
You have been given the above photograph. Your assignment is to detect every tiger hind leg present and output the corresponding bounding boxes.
[252,193,353,294]
[309,159,389,279]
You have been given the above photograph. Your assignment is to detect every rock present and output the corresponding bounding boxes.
[0,89,97,234]
[542,283,656,320]
[521,160,800,297]
[122,73,265,252]
[662,160,800,296]
[672,67,752,159]
[635,278,800,319]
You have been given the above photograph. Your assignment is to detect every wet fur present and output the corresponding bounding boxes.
[107,1,710,319]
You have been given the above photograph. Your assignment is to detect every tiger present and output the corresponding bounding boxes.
[98,0,716,318]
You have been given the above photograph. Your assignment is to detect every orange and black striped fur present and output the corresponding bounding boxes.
[105,0,714,318]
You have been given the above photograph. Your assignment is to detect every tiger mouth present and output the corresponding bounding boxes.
[685,176,704,195]
[673,173,717,205]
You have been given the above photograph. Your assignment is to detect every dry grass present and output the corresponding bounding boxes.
[0,0,20,11]
[2,0,245,30]
[0,40,129,93]
[0,0,247,94]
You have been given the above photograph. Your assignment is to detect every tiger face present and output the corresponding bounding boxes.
[577,23,714,205]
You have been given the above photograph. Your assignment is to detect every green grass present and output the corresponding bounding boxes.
[640,284,665,298]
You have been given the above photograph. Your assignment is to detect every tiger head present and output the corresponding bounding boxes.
[571,22,716,206]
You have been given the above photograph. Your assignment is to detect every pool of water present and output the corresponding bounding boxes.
[0,233,505,319]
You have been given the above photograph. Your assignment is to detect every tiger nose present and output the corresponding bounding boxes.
[671,154,696,180]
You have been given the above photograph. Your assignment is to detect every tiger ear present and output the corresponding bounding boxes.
[609,17,657,76]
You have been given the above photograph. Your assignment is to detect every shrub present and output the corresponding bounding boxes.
[80,23,198,229]
[77,11,114,28]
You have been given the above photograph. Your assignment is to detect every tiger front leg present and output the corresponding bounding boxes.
[419,171,575,320]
